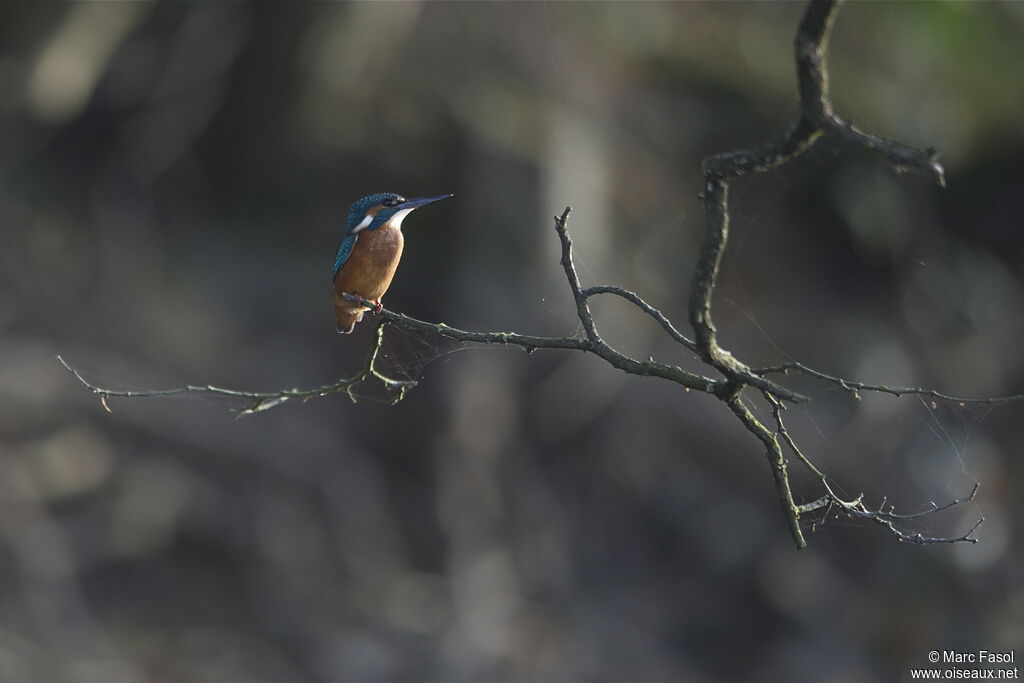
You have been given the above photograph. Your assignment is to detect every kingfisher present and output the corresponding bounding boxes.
[332,192,452,333]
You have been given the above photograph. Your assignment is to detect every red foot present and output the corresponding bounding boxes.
[372,301,383,316]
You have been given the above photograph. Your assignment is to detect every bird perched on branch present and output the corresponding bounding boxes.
[332,192,452,333]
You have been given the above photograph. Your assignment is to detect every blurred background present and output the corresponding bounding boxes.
[1,2,1022,681]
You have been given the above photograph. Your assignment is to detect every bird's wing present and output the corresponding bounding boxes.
[332,233,358,280]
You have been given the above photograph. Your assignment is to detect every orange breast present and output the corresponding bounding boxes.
[333,226,405,304]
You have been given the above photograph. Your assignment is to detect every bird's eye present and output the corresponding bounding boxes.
[383,198,398,207]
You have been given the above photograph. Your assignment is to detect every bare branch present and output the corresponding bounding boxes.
[829,118,946,186]
[807,482,982,545]
[688,178,809,404]
[768,394,982,545]
[726,391,807,549]
[581,285,697,353]
[61,210,724,415]
[58,0,1010,550]
[554,207,601,344]
[343,210,724,396]
[687,0,948,410]
[58,321,415,414]
[755,361,1024,405]
[702,0,943,184]
[678,0,988,546]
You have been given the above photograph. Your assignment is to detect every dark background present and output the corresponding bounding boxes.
[1,2,1022,681]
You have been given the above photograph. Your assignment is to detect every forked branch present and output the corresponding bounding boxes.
[58,323,415,414]
[768,394,982,545]
[60,0,1015,549]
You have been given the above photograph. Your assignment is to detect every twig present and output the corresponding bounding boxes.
[58,0,1011,549]
[58,321,415,414]
[554,207,601,344]
[768,393,982,544]
[682,0,981,547]
[755,361,1024,405]
[582,285,697,352]
[726,392,807,549]
[342,210,723,396]
[62,210,724,414]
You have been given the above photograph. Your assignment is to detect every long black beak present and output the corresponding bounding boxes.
[397,194,453,210]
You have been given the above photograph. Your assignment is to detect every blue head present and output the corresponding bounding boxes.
[345,192,453,234]
[334,192,452,280]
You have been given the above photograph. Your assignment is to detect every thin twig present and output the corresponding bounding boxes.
[58,321,414,414]
[755,361,1024,405]
[582,285,698,352]
[767,393,982,544]
[554,207,601,344]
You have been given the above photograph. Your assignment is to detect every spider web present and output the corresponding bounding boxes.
[67,323,487,413]
[345,323,479,403]
[753,388,996,543]
[694,131,1005,542]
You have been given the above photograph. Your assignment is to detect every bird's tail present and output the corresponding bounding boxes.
[335,307,364,334]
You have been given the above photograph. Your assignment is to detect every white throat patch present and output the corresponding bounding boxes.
[385,208,415,231]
